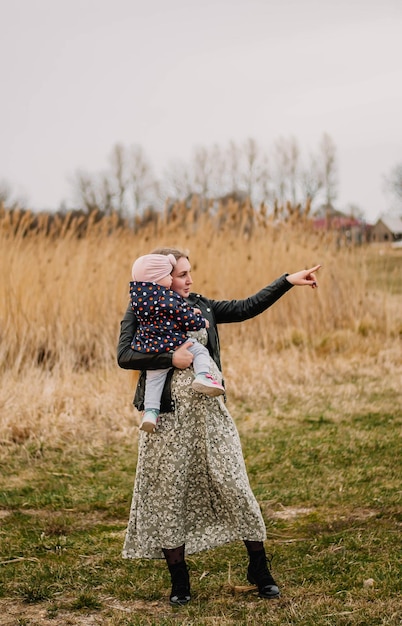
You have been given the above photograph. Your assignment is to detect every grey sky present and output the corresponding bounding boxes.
[1,0,401,221]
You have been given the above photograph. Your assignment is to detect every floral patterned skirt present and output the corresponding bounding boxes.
[122,352,266,559]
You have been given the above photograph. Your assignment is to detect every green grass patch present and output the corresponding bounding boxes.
[0,404,401,625]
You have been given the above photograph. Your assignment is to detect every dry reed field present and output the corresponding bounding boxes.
[0,202,401,625]
[0,202,401,444]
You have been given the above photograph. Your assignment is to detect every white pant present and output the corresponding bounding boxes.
[144,339,211,411]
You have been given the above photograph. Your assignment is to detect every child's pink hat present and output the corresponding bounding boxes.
[131,253,177,283]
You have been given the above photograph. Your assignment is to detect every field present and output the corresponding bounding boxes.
[0,203,401,625]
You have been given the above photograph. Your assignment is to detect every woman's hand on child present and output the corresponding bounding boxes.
[172,342,194,369]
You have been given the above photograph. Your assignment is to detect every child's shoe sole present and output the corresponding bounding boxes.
[192,381,225,397]
[139,421,157,433]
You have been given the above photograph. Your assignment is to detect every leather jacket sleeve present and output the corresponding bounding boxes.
[209,274,293,324]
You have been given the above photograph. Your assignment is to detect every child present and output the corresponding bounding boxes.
[130,253,224,433]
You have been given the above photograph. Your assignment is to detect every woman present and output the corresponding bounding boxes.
[117,247,320,606]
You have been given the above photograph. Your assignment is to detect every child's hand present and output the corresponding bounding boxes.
[192,306,208,327]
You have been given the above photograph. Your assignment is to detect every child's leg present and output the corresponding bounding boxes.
[188,341,225,397]
[187,341,211,376]
[141,369,170,433]
[145,369,170,411]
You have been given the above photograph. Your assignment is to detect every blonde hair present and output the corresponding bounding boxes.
[151,247,189,261]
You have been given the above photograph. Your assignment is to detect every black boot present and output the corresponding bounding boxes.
[247,549,280,599]
[168,561,191,606]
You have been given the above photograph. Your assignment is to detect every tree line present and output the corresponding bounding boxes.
[72,133,339,220]
[2,135,401,220]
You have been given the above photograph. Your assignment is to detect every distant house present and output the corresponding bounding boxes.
[371,216,402,242]
[313,204,361,229]
[312,204,369,244]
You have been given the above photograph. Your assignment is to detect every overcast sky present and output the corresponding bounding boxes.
[1,0,401,222]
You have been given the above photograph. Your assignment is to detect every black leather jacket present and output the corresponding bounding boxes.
[117,274,293,412]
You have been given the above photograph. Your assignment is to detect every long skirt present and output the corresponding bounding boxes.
[122,361,266,559]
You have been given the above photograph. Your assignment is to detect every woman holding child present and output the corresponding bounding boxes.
[117,246,320,606]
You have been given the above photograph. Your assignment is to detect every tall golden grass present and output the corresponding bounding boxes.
[1,201,401,445]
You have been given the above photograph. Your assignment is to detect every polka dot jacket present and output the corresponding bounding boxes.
[129,281,206,353]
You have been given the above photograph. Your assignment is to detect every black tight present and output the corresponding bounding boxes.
[162,544,185,565]
[244,540,264,554]
[162,541,263,566]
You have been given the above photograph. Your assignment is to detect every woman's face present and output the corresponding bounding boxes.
[171,256,193,298]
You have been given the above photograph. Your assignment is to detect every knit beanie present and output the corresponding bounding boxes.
[131,253,177,283]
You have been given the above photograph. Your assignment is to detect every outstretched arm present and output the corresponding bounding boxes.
[209,274,293,324]
[207,268,321,325]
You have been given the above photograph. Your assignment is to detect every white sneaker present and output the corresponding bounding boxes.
[140,409,159,433]
[192,373,225,397]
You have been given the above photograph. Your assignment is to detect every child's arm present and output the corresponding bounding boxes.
[163,295,207,332]
[182,305,207,331]
[193,307,209,328]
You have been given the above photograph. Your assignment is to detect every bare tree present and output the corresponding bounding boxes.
[384,163,402,209]
[272,136,300,206]
[110,143,127,215]
[241,138,259,198]
[319,133,338,207]
[300,154,324,206]
[226,140,241,194]
[128,144,160,218]
[72,170,99,213]
[163,159,193,200]
[100,174,115,214]
[72,143,161,221]
[287,137,300,206]
[192,145,214,197]
[208,143,226,198]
